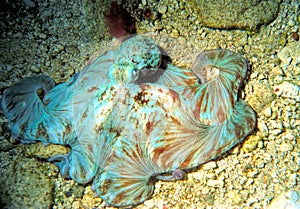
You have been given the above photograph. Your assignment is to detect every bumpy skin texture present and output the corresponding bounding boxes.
[1,35,256,207]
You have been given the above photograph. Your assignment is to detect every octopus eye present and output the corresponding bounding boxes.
[132,69,139,79]
[172,169,185,180]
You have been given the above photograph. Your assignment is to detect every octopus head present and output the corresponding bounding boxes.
[108,62,139,84]
[115,35,162,78]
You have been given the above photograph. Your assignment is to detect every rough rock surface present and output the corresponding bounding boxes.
[0,152,54,208]
[187,0,282,31]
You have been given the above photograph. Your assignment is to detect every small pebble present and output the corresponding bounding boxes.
[158,4,167,14]
[250,71,258,79]
[242,135,260,153]
[247,169,259,178]
[256,160,265,168]
[258,121,269,137]
[143,199,155,208]
[202,161,217,170]
[29,65,40,73]
[271,66,284,75]
[207,179,224,188]
[246,178,254,186]
[258,141,264,149]
[39,33,47,39]
[227,190,243,204]
[287,19,295,27]
[171,29,180,37]
[280,143,294,152]
[263,107,272,117]
[258,73,266,80]
[269,129,282,136]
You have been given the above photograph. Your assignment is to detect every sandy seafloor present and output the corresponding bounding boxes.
[0,0,299,208]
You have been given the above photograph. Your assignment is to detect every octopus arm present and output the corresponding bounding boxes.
[1,75,76,145]
[1,75,57,144]
[185,49,248,125]
[92,136,164,207]
[152,100,256,170]
[66,119,116,184]
[155,64,199,88]
[193,100,256,166]
[48,154,70,178]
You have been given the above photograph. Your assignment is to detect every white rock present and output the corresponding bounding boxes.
[273,82,300,101]
[258,121,269,136]
[267,190,300,209]
[263,107,272,117]
[277,42,300,68]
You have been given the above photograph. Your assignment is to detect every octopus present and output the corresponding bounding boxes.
[1,35,256,207]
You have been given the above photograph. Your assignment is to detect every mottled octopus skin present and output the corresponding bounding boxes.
[1,35,256,207]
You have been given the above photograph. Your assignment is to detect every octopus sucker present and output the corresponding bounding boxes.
[1,35,256,207]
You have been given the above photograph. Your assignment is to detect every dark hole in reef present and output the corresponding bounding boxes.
[144,8,152,19]
[36,88,46,100]
[64,189,73,198]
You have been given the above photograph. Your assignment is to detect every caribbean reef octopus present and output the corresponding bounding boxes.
[1,35,256,207]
